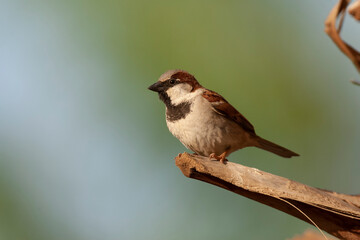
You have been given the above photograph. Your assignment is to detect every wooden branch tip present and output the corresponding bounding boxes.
[175,152,360,240]
[351,79,360,86]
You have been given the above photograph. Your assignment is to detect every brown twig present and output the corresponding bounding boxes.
[349,0,360,20]
[325,0,360,85]
[175,153,360,240]
[351,79,360,85]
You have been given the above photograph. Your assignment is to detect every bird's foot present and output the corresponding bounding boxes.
[209,152,228,164]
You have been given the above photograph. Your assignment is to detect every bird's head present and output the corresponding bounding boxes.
[148,70,202,106]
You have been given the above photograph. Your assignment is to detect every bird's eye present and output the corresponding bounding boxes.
[169,79,176,85]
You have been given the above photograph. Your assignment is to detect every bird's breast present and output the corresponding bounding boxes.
[166,96,247,156]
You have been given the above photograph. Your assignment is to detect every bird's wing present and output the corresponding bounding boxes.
[202,89,255,134]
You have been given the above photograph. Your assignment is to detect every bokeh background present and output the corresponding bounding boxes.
[1,0,360,239]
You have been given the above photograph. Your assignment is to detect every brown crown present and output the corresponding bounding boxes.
[159,69,201,92]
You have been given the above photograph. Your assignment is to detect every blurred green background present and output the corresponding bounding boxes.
[1,0,360,239]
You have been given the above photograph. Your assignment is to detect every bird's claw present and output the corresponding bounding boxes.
[209,152,228,164]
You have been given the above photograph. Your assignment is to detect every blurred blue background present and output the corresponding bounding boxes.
[1,0,359,239]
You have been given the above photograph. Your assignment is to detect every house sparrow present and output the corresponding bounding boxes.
[148,69,299,163]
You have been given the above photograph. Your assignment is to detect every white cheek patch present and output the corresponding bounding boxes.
[166,83,192,104]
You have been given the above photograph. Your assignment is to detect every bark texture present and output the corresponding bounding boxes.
[175,153,360,240]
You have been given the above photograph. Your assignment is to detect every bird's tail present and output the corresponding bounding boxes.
[254,136,299,158]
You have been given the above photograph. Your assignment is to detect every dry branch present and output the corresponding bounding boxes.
[175,152,360,240]
[325,0,360,83]
[349,0,360,20]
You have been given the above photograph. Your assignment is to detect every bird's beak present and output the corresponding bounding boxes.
[148,81,163,92]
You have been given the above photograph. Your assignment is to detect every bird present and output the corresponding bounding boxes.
[148,69,299,163]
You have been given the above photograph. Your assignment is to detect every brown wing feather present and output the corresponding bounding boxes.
[202,89,255,134]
